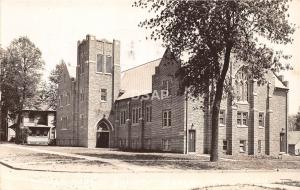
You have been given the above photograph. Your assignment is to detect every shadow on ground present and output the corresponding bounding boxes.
[274,179,300,187]
[76,152,300,170]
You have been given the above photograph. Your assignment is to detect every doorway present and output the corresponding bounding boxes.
[96,132,109,148]
[280,132,285,153]
[188,130,196,152]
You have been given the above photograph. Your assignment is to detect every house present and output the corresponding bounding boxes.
[56,34,289,156]
[288,131,300,155]
[8,109,56,145]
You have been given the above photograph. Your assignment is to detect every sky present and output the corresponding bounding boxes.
[0,0,300,114]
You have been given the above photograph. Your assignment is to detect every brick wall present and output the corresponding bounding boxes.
[56,64,77,146]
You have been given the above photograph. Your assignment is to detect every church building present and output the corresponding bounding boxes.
[56,35,289,156]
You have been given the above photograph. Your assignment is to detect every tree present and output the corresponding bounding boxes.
[45,60,64,110]
[288,115,297,131]
[3,37,44,143]
[133,0,295,161]
[296,114,300,131]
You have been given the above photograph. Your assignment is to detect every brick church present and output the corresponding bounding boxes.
[56,35,289,156]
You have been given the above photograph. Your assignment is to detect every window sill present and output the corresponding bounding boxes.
[100,100,107,103]
[259,126,265,129]
[237,125,248,128]
[237,101,249,105]
[96,72,112,75]
[162,126,172,128]
[219,124,226,127]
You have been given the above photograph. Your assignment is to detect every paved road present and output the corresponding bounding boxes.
[2,164,300,190]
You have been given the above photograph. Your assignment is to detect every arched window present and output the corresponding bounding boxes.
[235,67,249,102]
[97,122,109,131]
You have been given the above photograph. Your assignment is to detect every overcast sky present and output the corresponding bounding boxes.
[1,0,300,114]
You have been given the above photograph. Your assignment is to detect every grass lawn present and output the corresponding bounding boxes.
[2,144,300,171]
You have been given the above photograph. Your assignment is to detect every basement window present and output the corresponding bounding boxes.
[240,140,246,153]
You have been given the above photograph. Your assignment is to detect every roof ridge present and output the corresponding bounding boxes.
[121,58,161,73]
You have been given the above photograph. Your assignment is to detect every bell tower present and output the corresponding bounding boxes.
[76,35,120,148]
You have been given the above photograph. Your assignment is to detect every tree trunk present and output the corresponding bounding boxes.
[210,83,222,162]
[1,108,9,141]
[15,112,22,144]
[15,100,24,144]
[210,43,232,162]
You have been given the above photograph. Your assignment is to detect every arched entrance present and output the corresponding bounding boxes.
[96,120,111,148]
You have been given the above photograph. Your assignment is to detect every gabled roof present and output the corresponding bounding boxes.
[117,59,161,100]
[288,131,300,145]
[274,74,288,89]
[66,63,76,79]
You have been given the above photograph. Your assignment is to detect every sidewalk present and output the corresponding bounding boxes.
[0,144,169,172]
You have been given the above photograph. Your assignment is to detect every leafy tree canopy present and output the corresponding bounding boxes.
[134,0,295,161]
[0,36,44,143]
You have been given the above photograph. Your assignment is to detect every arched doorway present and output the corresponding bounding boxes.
[96,121,110,148]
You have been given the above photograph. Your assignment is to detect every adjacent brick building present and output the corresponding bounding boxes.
[56,35,288,156]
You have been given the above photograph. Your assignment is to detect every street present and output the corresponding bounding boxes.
[1,144,300,190]
[2,164,300,190]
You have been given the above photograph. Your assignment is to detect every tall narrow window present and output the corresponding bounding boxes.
[67,92,70,105]
[258,140,262,153]
[120,111,126,125]
[162,139,170,151]
[80,115,84,126]
[146,107,150,122]
[138,107,142,119]
[259,112,264,127]
[132,109,136,124]
[237,112,242,125]
[146,106,152,122]
[135,108,139,123]
[163,110,171,127]
[242,112,248,125]
[120,112,123,125]
[149,106,152,122]
[106,56,112,73]
[97,54,104,72]
[219,109,226,126]
[168,111,172,126]
[162,80,171,96]
[101,89,107,101]
[81,63,84,73]
[223,140,227,152]
[235,67,249,102]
